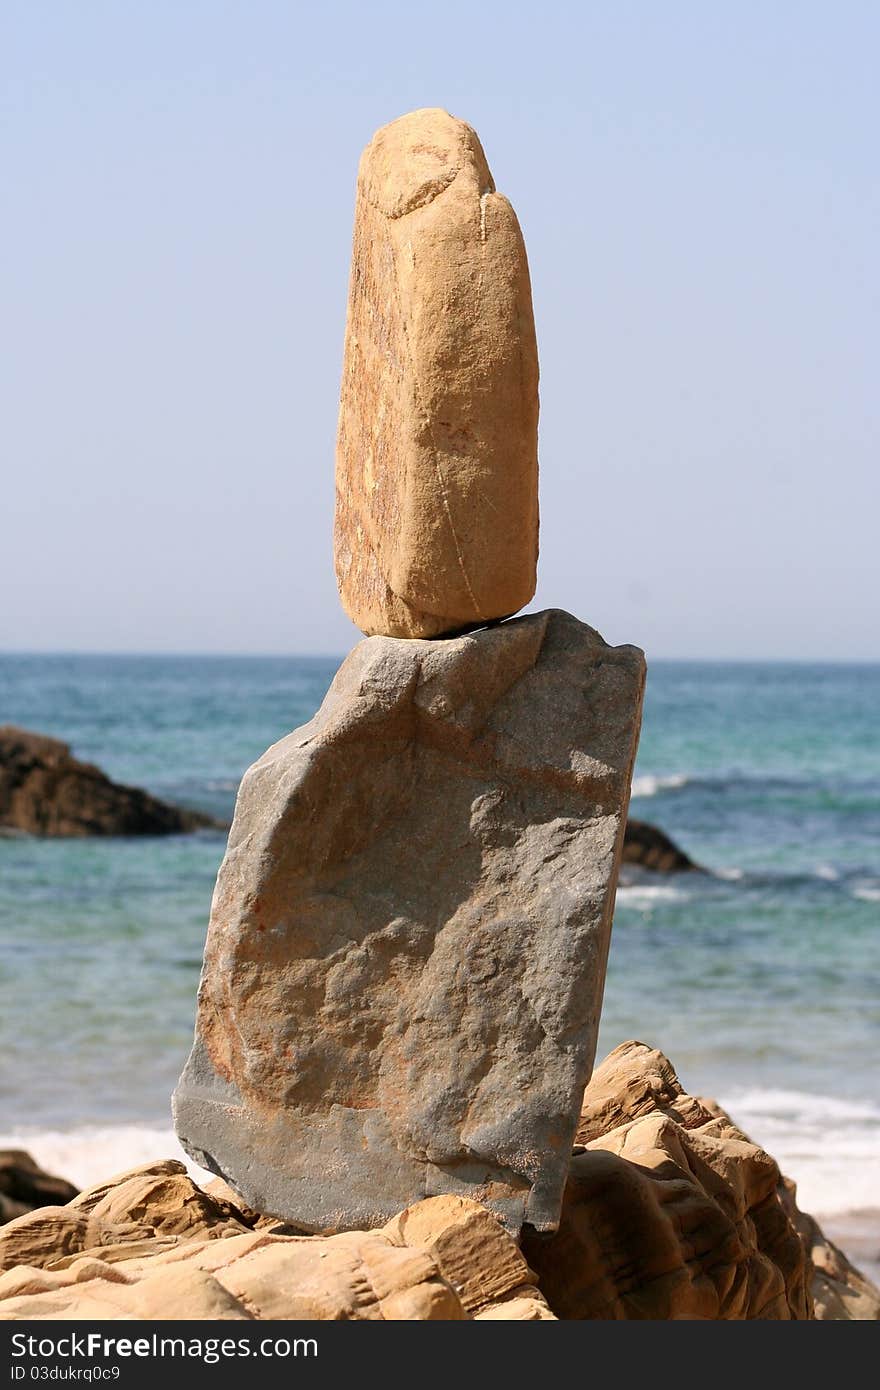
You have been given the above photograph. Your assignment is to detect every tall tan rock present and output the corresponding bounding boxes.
[335,108,539,638]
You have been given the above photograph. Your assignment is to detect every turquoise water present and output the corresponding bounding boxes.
[1,654,878,1222]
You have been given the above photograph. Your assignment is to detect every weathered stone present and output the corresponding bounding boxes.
[0,1207,99,1274]
[785,1194,880,1320]
[0,1162,253,1281]
[523,1041,812,1319]
[2,1053,878,1320]
[202,1176,264,1227]
[126,1265,254,1320]
[69,1159,189,1213]
[0,1223,464,1322]
[218,1231,462,1321]
[85,1169,249,1242]
[335,107,539,639]
[382,1194,552,1318]
[174,609,645,1234]
[574,1039,716,1145]
[0,726,220,837]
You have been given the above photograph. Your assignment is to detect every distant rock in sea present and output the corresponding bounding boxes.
[0,726,221,838]
[0,1151,78,1226]
[621,816,700,873]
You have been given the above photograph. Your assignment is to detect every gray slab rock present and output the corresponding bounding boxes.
[173,609,645,1234]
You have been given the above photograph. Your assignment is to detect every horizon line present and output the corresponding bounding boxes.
[1,648,879,666]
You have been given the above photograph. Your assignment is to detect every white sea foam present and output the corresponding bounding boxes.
[814,864,841,881]
[630,772,689,799]
[851,879,880,903]
[717,1087,880,1217]
[0,1124,213,1190]
[615,883,691,910]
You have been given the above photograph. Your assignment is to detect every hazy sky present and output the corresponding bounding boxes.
[3,2,877,658]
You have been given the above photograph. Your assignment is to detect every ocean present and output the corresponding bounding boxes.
[1,653,878,1275]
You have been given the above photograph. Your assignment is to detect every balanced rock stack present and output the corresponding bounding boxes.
[174,110,646,1237]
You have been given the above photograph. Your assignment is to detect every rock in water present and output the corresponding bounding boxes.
[622,818,700,874]
[0,1152,78,1225]
[334,108,539,639]
[0,726,220,838]
[174,610,645,1234]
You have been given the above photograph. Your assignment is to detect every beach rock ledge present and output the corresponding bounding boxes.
[2,1043,876,1320]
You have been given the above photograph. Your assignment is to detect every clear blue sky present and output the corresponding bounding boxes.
[3,2,877,658]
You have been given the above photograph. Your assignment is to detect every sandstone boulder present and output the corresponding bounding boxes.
[68,1159,190,1214]
[778,1181,880,1321]
[175,609,645,1234]
[0,1208,100,1275]
[0,1180,548,1321]
[335,107,539,639]
[523,1041,812,1319]
[382,1194,553,1319]
[0,1162,251,1276]
[81,1167,250,1243]
[0,726,220,837]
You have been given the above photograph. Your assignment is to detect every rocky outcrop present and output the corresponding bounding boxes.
[2,1046,877,1320]
[522,1041,879,1320]
[523,1041,808,1319]
[335,108,539,639]
[622,818,699,873]
[0,1164,552,1321]
[778,1181,880,1320]
[174,609,645,1236]
[0,1152,78,1225]
[0,726,220,837]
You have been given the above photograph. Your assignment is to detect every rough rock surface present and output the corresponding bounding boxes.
[0,1151,78,1225]
[382,1195,552,1319]
[335,107,539,639]
[778,1181,880,1320]
[0,1166,552,1321]
[524,1041,813,1319]
[621,818,699,874]
[0,727,219,837]
[174,609,645,1234]
[1,1050,876,1320]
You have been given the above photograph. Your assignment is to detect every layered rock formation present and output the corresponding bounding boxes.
[335,108,539,639]
[4,1045,878,1320]
[0,726,219,837]
[0,1163,551,1321]
[174,610,645,1234]
[524,1042,812,1318]
[782,1188,880,1321]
